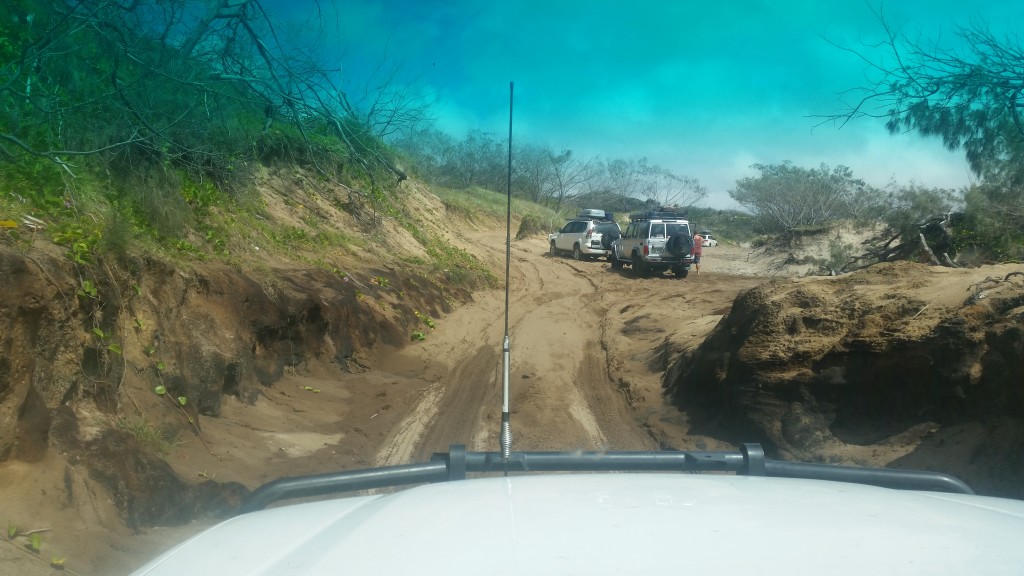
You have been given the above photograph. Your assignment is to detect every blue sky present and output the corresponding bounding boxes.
[269,1,1023,208]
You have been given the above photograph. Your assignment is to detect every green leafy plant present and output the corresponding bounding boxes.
[415,311,437,329]
[76,280,98,299]
[181,178,222,210]
[411,331,426,341]
[88,327,122,354]
[204,229,228,253]
[2,523,77,574]
[51,221,101,265]
[173,239,200,255]
[153,384,207,451]
[28,532,41,552]
[372,275,390,288]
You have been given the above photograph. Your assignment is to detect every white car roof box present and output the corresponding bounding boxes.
[577,208,608,219]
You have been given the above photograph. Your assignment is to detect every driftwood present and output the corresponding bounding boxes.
[967,271,1024,293]
[964,271,1024,306]
[918,232,941,266]
[842,215,957,274]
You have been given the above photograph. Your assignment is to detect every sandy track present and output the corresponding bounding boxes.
[374,235,761,464]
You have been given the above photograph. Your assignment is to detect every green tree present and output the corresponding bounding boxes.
[640,167,706,210]
[961,181,1024,259]
[879,183,960,238]
[829,11,1024,181]
[512,143,554,203]
[828,8,1024,259]
[729,162,871,232]
[0,0,417,204]
[545,149,599,212]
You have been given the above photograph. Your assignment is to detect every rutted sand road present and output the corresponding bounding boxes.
[375,233,765,465]
[2,232,766,576]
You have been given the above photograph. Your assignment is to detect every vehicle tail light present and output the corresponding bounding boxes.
[643,244,649,256]
[586,229,593,238]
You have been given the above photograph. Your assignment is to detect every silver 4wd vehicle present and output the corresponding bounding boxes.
[610,210,694,277]
[548,210,621,260]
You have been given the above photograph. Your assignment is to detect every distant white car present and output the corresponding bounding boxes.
[128,444,1024,575]
[702,233,718,247]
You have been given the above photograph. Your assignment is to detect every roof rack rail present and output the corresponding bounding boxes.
[238,443,974,513]
[629,210,688,221]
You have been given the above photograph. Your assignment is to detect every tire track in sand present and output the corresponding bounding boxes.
[376,234,650,465]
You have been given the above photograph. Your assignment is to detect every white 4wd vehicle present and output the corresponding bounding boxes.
[610,210,694,277]
[129,444,1024,575]
[548,210,621,260]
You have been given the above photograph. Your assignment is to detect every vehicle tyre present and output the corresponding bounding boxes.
[673,266,689,278]
[549,241,557,257]
[666,234,694,258]
[632,254,647,277]
[601,231,619,250]
[572,244,583,260]
[610,253,623,269]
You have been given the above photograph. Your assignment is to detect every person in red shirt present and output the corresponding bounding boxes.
[692,233,704,275]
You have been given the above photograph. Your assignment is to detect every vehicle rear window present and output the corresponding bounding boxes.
[666,223,690,236]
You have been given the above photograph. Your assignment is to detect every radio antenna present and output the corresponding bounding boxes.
[499,81,514,463]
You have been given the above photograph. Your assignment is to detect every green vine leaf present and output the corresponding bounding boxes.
[154,385,167,395]
[29,532,41,552]
[76,279,98,299]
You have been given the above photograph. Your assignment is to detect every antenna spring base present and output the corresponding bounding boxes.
[500,418,512,460]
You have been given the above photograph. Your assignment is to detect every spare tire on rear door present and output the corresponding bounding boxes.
[600,228,620,250]
[665,233,694,257]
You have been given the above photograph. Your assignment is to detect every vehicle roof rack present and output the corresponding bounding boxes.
[566,215,615,222]
[238,443,975,513]
[629,210,688,221]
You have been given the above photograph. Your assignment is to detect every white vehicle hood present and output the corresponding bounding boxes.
[130,473,1024,575]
